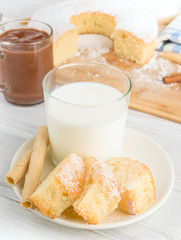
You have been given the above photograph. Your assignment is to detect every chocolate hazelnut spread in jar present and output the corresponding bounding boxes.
[0,20,53,105]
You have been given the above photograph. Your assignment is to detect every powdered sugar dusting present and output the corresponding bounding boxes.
[32,0,157,44]
[31,1,76,41]
[70,33,181,91]
[130,52,181,90]
[126,0,179,20]
[73,49,108,63]
[73,34,112,62]
[73,0,157,44]
[107,157,149,193]
[68,47,180,92]
[78,34,113,51]
[73,157,121,224]
[71,44,181,91]
[55,153,85,197]
[90,157,121,202]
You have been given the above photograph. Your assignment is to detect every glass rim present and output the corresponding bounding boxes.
[0,19,53,46]
[42,62,132,108]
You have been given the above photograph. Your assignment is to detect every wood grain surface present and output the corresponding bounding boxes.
[129,87,181,123]
[105,52,181,123]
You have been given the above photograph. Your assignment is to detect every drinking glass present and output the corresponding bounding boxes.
[43,62,131,164]
[0,20,53,105]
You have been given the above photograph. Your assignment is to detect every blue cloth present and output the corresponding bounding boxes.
[157,14,181,53]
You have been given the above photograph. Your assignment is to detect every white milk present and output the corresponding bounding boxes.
[46,82,127,163]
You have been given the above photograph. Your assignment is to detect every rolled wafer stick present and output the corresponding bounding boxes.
[21,126,49,208]
[5,148,33,186]
[160,52,181,65]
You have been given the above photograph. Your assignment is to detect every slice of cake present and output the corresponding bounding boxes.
[30,153,85,219]
[106,157,156,214]
[73,157,121,224]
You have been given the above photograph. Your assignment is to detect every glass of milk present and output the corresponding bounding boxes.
[43,62,131,164]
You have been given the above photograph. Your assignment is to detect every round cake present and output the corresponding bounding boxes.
[32,0,158,66]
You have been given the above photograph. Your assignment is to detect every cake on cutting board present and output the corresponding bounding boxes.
[32,0,181,123]
[32,0,158,66]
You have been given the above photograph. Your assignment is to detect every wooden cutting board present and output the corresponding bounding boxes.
[129,82,181,123]
[104,51,181,123]
[66,50,181,123]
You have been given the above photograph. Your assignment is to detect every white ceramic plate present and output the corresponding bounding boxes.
[11,127,174,229]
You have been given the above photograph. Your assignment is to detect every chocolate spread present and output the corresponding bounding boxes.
[0,28,53,104]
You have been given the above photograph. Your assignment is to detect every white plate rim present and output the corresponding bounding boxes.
[11,127,174,229]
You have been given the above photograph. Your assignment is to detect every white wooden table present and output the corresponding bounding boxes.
[0,1,181,239]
